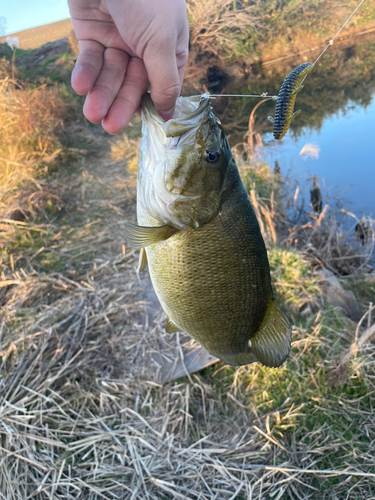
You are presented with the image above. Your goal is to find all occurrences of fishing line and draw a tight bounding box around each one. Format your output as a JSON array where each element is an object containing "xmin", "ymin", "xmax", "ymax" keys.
[
  {"xmin": 312, "ymin": 0, "xmax": 366, "ymax": 66},
  {"xmin": 297, "ymin": 0, "xmax": 367, "ymax": 87},
  {"xmin": 191, "ymin": 92, "xmax": 278, "ymax": 99},
  {"xmin": 203, "ymin": 0, "xmax": 366, "ymax": 99},
  {"xmin": 209, "ymin": 93, "xmax": 278, "ymax": 99}
]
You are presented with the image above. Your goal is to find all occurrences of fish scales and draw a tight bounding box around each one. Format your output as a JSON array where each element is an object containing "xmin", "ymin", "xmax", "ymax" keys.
[
  {"xmin": 140, "ymin": 164, "xmax": 270, "ymax": 360},
  {"xmin": 125, "ymin": 93, "xmax": 292, "ymax": 368}
]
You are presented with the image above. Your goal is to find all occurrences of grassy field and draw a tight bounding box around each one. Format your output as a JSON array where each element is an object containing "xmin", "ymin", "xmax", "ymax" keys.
[
  {"xmin": 1, "ymin": 9, "xmax": 375, "ymax": 500},
  {"xmin": 0, "ymin": 19, "xmax": 73, "ymax": 50}
]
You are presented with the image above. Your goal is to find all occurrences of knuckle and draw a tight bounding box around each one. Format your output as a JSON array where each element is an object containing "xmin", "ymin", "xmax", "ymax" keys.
[
  {"xmin": 92, "ymin": 83, "xmax": 113, "ymax": 96},
  {"xmin": 153, "ymin": 82, "xmax": 181, "ymax": 102}
]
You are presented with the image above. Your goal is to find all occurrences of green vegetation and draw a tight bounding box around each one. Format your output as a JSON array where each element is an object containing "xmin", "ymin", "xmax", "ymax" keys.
[{"xmin": 269, "ymin": 247, "xmax": 320, "ymax": 311}]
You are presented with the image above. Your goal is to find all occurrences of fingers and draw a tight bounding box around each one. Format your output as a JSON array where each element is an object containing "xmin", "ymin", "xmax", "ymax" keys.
[
  {"xmin": 102, "ymin": 57, "xmax": 149, "ymax": 134},
  {"xmin": 74, "ymin": 43, "xmax": 148, "ymax": 132},
  {"xmin": 71, "ymin": 4, "xmax": 189, "ymax": 129},
  {"xmin": 72, "ymin": 40, "xmax": 104, "ymax": 96},
  {"xmin": 142, "ymin": 6, "xmax": 189, "ymax": 121},
  {"xmin": 83, "ymin": 48, "xmax": 129, "ymax": 123},
  {"xmin": 144, "ymin": 45, "xmax": 182, "ymax": 121}
]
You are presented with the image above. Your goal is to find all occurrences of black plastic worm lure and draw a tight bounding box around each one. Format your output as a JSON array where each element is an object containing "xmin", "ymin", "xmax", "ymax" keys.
[{"xmin": 268, "ymin": 62, "xmax": 314, "ymax": 140}]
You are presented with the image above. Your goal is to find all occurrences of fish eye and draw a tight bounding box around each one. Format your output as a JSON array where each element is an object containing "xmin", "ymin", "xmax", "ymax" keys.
[{"xmin": 204, "ymin": 149, "xmax": 220, "ymax": 164}]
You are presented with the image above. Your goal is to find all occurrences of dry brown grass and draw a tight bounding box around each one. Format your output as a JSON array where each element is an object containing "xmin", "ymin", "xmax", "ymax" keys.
[
  {"xmin": 186, "ymin": 0, "xmax": 257, "ymax": 62},
  {"xmin": 286, "ymin": 208, "xmax": 375, "ymax": 276},
  {"xmin": 110, "ymin": 133, "xmax": 140, "ymax": 174},
  {"xmin": 329, "ymin": 304, "xmax": 375, "ymax": 386},
  {"xmin": 1, "ymin": 234, "xmax": 375, "ymax": 498},
  {"xmin": 0, "ymin": 65, "xmax": 65, "ymax": 221},
  {"xmin": 2, "ymin": 138, "xmax": 374, "ymax": 499}
]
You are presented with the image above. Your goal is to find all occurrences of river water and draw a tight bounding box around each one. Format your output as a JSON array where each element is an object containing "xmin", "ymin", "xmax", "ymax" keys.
[
  {"xmin": 262, "ymin": 99, "xmax": 375, "ymax": 216},
  {"xmin": 208, "ymin": 34, "xmax": 375, "ymax": 219}
]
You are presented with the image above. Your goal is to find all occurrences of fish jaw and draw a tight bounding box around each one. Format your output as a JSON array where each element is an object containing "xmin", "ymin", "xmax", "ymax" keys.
[{"xmin": 137, "ymin": 93, "xmax": 229, "ymax": 230}]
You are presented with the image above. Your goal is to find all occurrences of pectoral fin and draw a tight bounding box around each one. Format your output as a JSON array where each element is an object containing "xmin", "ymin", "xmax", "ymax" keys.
[
  {"xmin": 136, "ymin": 248, "xmax": 148, "ymax": 273},
  {"xmin": 165, "ymin": 317, "xmax": 181, "ymax": 333},
  {"xmin": 250, "ymin": 299, "xmax": 292, "ymax": 368},
  {"xmin": 124, "ymin": 223, "xmax": 176, "ymax": 249}
]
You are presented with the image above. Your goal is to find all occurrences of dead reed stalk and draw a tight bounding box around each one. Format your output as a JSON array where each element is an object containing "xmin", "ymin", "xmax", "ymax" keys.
[
  {"xmin": 0, "ymin": 70, "xmax": 65, "ymax": 220},
  {"xmin": 287, "ymin": 210, "xmax": 375, "ymax": 276}
]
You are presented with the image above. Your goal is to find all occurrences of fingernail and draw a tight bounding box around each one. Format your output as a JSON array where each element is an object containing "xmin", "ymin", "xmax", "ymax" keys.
[{"xmin": 101, "ymin": 119, "xmax": 117, "ymax": 135}]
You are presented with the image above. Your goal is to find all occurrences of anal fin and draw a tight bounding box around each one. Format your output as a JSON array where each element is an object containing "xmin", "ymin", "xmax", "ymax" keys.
[
  {"xmin": 165, "ymin": 317, "xmax": 181, "ymax": 333},
  {"xmin": 251, "ymin": 299, "xmax": 292, "ymax": 368},
  {"xmin": 218, "ymin": 350, "xmax": 257, "ymax": 366}
]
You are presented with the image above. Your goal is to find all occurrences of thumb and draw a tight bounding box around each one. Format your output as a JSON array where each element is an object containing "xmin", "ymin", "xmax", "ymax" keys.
[{"xmin": 143, "ymin": 46, "xmax": 182, "ymax": 121}]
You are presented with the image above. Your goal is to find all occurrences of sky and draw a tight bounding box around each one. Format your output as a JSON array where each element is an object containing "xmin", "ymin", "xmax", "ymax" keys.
[{"xmin": 1, "ymin": 0, "xmax": 70, "ymax": 35}]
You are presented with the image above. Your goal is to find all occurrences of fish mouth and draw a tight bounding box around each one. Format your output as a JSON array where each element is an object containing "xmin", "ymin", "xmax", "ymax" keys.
[{"xmin": 141, "ymin": 93, "xmax": 212, "ymax": 138}]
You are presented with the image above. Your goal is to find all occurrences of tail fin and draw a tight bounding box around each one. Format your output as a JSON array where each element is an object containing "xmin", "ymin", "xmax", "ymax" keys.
[{"xmin": 251, "ymin": 299, "xmax": 292, "ymax": 368}]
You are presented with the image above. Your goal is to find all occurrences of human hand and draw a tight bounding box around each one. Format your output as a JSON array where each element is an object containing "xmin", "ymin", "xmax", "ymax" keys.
[{"xmin": 68, "ymin": 0, "xmax": 189, "ymax": 134}]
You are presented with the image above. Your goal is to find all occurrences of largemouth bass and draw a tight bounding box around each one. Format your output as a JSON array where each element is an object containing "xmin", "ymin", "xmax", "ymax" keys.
[{"xmin": 124, "ymin": 93, "xmax": 291, "ymax": 367}]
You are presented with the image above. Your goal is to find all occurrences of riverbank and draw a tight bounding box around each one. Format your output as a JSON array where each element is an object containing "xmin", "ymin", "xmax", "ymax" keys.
[{"xmin": 184, "ymin": 0, "xmax": 375, "ymax": 90}]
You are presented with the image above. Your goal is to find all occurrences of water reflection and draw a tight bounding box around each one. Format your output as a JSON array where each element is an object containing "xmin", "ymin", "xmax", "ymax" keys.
[
  {"xmin": 209, "ymin": 35, "xmax": 375, "ymax": 215},
  {"xmin": 262, "ymin": 100, "xmax": 375, "ymax": 215}
]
